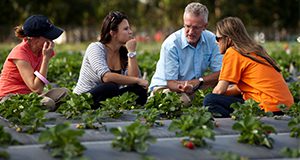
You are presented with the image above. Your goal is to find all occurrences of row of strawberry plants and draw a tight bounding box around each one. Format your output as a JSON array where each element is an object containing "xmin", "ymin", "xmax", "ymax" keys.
[
  {"xmin": 230, "ymin": 99, "xmax": 300, "ymax": 158},
  {"xmin": 0, "ymin": 92, "xmax": 298, "ymax": 159},
  {"xmin": 0, "ymin": 93, "xmax": 48, "ymax": 133}
]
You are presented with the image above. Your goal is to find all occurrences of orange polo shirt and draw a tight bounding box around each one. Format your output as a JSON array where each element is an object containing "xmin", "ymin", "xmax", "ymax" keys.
[
  {"xmin": 219, "ymin": 47, "xmax": 294, "ymax": 112},
  {"xmin": 0, "ymin": 40, "xmax": 43, "ymax": 97}
]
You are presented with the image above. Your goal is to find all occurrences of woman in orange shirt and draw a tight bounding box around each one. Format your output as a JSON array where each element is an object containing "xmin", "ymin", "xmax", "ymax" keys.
[{"xmin": 203, "ymin": 17, "xmax": 294, "ymax": 118}]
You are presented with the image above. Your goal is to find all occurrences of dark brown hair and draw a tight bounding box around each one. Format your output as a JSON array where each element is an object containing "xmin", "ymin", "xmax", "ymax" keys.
[{"xmin": 99, "ymin": 11, "xmax": 129, "ymax": 70}]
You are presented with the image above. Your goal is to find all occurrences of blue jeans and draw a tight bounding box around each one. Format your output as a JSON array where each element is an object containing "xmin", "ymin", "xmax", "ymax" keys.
[
  {"xmin": 203, "ymin": 93, "xmax": 244, "ymax": 118},
  {"xmin": 89, "ymin": 83, "xmax": 147, "ymax": 109}
]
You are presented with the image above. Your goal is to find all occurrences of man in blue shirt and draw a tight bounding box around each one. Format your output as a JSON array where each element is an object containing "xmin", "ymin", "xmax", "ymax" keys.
[{"xmin": 149, "ymin": 2, "xmax": 223, "ymax": 103}]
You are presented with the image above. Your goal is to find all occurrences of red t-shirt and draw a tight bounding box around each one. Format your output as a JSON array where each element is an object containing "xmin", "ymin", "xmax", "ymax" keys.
[
  {"xmin": 219, "ymin": 47, "xmax": 294, "ymax": 112},
  {"xmin": 0, "ymin": 40, "xmax": 43, "ymax": 97}
]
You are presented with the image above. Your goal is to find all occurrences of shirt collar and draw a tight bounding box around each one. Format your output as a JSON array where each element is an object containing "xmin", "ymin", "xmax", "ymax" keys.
[{"xmin": 180, "ymin": 28, "xmax": 206, "ymax": 49}]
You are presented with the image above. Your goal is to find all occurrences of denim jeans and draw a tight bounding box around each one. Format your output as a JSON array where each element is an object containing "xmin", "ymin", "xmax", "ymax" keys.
[
  {"xmin": 203, "ymin": 93, "xmax": 244, "ymax": 118},
  {"xmin": 89, "ymin": 83, "xmax": 147, "ymax": 109}
]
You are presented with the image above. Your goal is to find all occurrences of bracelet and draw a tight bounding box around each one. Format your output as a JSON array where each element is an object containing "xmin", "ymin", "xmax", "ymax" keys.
[{"xmin": 34, "ymin": 71, "xmax": 50, "ymax": 85}]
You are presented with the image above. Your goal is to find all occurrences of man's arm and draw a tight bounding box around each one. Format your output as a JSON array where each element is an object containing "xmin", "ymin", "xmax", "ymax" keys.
[
  {"xmin": 167, "ymin": 71, "xmax": 220, "ymax": 93},
  {"xmin": 194, "ymin": 71, "xmax": 220, "ymax": 90}
]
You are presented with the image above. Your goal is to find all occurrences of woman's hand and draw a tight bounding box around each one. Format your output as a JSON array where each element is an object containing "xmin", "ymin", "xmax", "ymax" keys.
[
  {"xmin": 42, "ymin": 41, "xmax": 54, "ymax": 60},
  {"xmin": 125, "ymin": 38, "xmax": 137, "ymax": 52},
  {"xmin": 213, "ymin": 80, "xmax": 230, "ymax": 94},
  {"xmin": 137, "ymin": 78, "xmax": 149, "ymax": 89}
]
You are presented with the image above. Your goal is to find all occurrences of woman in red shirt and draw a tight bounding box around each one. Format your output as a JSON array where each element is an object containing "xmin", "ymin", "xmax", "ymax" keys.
[
  {"xmin": 0, "ymin": 15, "xmax": 67, "ymax": 111},
  {"xmin": 203, "ymin": 17, "xmax": 294, "ymax": 117}
]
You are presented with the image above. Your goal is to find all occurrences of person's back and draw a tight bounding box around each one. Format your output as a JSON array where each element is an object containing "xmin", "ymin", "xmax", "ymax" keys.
[
  {"xmin": 221, "ymin": 47, "xmax": 294, "ymax": 112},
  {"xmin": 203, "ymin": 17, "xmax": 294, "ymax": 117}
]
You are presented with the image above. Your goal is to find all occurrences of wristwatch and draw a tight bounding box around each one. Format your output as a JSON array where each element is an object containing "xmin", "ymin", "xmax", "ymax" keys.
[
  {"xmin": 127, "ymin": 51, "xmax": 136, "ymax": 58},
  {"xmin": 193, "ymin": 77, "xmax": 204, "ymax": 91},
  {"xmin": 198, "ymin": 77, "xmax": 204, "ymax": 86}
]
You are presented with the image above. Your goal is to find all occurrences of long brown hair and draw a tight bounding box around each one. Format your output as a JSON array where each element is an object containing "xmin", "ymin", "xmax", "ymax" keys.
[
  {"xmin": 99, "ymin": 11, "xmax": 129, "ymax": 70},
  {"xmin": 216, "ymin": 17, "xmax": 281, "ymax": 72}
]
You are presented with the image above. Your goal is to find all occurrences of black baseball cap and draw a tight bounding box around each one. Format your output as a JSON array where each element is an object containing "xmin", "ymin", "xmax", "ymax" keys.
[{"xmin": 23, "ymin": 15, "xmax": 63, "ymax": 40}]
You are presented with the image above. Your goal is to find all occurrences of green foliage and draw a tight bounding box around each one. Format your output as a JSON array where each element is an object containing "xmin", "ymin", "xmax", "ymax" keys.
[
  {"xmin": 57, "ymin": 92, "xmax": 93, "ymax": 119},
  {"xmin": 137, "ymin": 108, "xmax": 162, "ymax": 127},
  {"xmin": 278, "ymin": 102, "xmax": 300, "ymax": 138},
  {"xmin": 281, "ymin": 147, "xmax": 300, "ymax": 158},
  {"xmin": 145, "ymin": 92, "xmax": 185, "ymax": 119},
  {"xmin": 0, "ymin": 93, "xmax": 48, "ymax": 133},
  {"xmin": 232, "ymin": 115, "xmax": 276, "ymax": 149},
  {"xmin": 47, "ymin": 52, "xmax": 82, "ymax": 90},
  {"xmin": 0, "ymin": 49, "xmax": 10, "ymax": 70},
  {"xmin": 137, "ymin": 51, "xmax": 160, "ymax": 82},
  {"xmin": 0, "ymin": 151, "xmax": 10, "ymax": 160},
  {"xmin": 191, "ymin": 88, "xmax": 213, "ymax": 107},
  {"xmin": 38, "ymin": 122, "xmax": 86, "ymax": 159},
  {"xmin": 168, "ymin": 107, "xmax": 215, "ymax": 147},
  {"xmin": 288, "ymin": 81, "xmax": 300, "ymax": 103},
  {"xmin": 230, "ymin": 99, "xmax": 273, "ymax": 120},
  {"xmin": 0, "ymin": 125, "xmax": 20, "ymax": 147},
  {"xmin": 100, "ymin": 92, "xmax": 138, "ymax": 118},
  {"xmin": 110, "ymin": 121, "xmax": 156, "ymax": 153},
  {"xmin": 80, "ymin": 109, "xmax": 106, "ymax": 129}
]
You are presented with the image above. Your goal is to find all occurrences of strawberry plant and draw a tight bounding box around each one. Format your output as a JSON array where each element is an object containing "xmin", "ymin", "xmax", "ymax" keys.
[
  {"xmin": 48, "ymin": 52, "xmax": 82, "ymax": 89},
  {"xmin": 136, "ymin": 51, "xmax": 159, "ymax": 82},
  {"xmin": 0, "ymin": 93, "xmax": 48, "ymax": 133},
  {"xmin": 110, "ymin": 121, "xmax": 156, "ymax": 153},
  {"xmin": 57, "ymin": 92, "xmax": 93, "ymax": 119},
  {"xmin": 191, "ymin": 88, "xmax": 213, "ymax": 107},
  {"xmin": 288, "ymin": 81, "xmax": 300, "ymax": 102},
  {"xmin": 278, "ymin": 102, "xmax": 300, "ymax": 138},
  {"xmin": 137, "ymin": 108, "xmax": 162, "ymax": 127},
  {"xmin": 145, "ymin": 92, "xmax": 185, "ymax": 119},
  {"xmin": 38, "ymin": 122, "xmax": 86, "ymax": 159},
  {"xmin": 100, "ymin": 92, "xmax": 138, "ymax": 118},
  {"xmin": 79, "ymin": 109, "xmax": 106, "ymax": 129},
  {"xmin": 0, "ymin": 125, "xmax": 20, "ymax": 147},
  {"xmin": 0, "ymin": 151, "xmax": 9, "ymax": 160},
  {"xmin": 169, "ymin": 107, "xmax": 215, "ymax": 147},
  {"xmin": 281, "ymin": 147, "xmax": 300, "ymax": 158},
  {"xmin": 230, "ymin": 99, "xmax": 273, "ymax": 120},
  {"xmin": 18, "ymin": 105, "xmax": 48, "ymax": 134},
  {"xmin": 232, "ymin": 115, "xmax": 276, "ymax": 148}
]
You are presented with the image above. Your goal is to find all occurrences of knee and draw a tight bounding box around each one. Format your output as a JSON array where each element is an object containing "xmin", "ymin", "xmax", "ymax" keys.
[{"xmin": 203, "ymin": 93, "xmax": 217, "ymax": 106}]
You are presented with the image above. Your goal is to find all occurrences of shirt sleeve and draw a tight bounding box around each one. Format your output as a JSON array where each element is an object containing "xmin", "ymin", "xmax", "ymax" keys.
[
  {"xmin": 209, "ymin": 41, "xmax": 223, "ymax": 72},
  {"xmin": 219, "ymin": 48, "xmax": 244, "ymax": 84},
  {"xmin": 163, "ymin": 44, "xmax": 179, "ymax": 80},
  {"xmin": 85, "ymin": 43, "xmax": 110, "ymax": 80},
  {"xmin": 8, "ymin": 48, "xmax": 30, "ymax": 63}
]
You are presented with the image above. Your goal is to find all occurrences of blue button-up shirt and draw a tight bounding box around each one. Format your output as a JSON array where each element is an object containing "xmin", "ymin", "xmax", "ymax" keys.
[{"xmin": 149, "ymin": 28, "xmax": 223, "ymax": 91}]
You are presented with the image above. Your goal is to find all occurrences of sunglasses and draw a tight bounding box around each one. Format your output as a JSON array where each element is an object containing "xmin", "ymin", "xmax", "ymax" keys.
[{"xmin": 215, "ymin": 36, "xmax": 223, "ymax": 42}]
